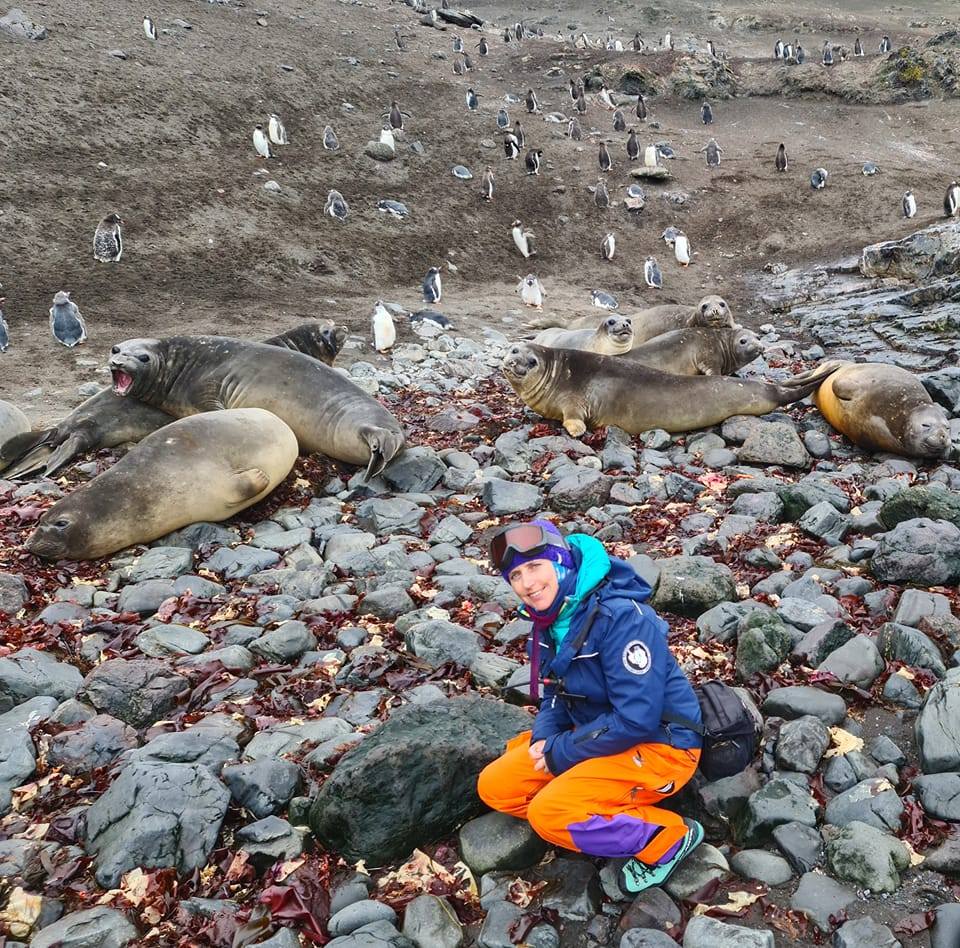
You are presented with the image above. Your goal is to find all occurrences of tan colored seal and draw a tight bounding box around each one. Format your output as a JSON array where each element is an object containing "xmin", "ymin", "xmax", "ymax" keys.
[
  {"xmin": 624, "ymin": 327, "xmax": 762, "ymax": 375},
  {"xmin": 533, "ymin": 314, "xmax": 634, "ymax": 355},
  {"xmin": 502, "ymin": 343, "xmax": 845, "ymax": 437},
  {"xmin": 813, "ymin": 362, "xmax": 951, "ymax": 458},
  {"xmin": 629, "ymin": 295, "xmax": 736, "ymax": 345},
  {"xmin": 26, "ymin": 408, "xmax": 298, "ymax": 561}
]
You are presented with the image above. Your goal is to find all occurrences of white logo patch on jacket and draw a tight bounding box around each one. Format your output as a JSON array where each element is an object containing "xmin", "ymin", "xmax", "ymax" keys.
[{"xmin": 622, "ymin": 640, "xmax": 651, "ymax": 675}]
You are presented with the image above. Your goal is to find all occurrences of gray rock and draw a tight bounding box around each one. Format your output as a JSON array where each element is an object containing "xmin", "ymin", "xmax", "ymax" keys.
[
  {"xmin": 84, "ymin": 761, "xmax": 230, "ymax": 886},
  {"xmin": 682, "ymin": 915, "xmax": 774, "ymax": 947},
  {"xmin": 236, "ymin": 815, "xmax": 305, "ymax": 868},
  {"xmin": 817, "ymin": 634, "xmax": 884, "ymax": 688},
  {"xmin": 470, "ymin": 653, "xmax": 521, "ymax": 688},
  {"xmin": 458, "ymin": 811, "xmax": 547, "ymax": 876},
  {"xmin": 915, "ymin": 667, "xmax": 960, "ymax": 773},
  {"xmin": 0, "ymin": 647, "xmax": 83, "ymax": 712},
  {"xmin": 832, "ymin": 917, "xmax": 902, "ymax": 948},
  {"xmin": 790, "ymin": 871, "xmax": 855, "ymax": 932},
  {"xmin": 826, "ymin": 820, "xmax": 910, "ymax": 893},
  {"xmin": 824, "ymin": 778, "xmax": 903, "ymax": 832},
  {"xmin": 729, "ymin": 849, "xmax": 793, "ymax": 886},
  {"xmin": 868, "ymin": 735, "xmax": 906, "ymax": 767},
  {"xmin": 775, "ymin": 715, "xmax": 830, "ymax": 774},
  {"xmin": 793, "ymin": 620, "xmax": 855, "ymax": 666},
  {"xmin": 0, "ymin": 572, "xmax": 28, "ymax": 615},
  {"xmin": 618, "ymin": 885, "xmax": 681, "ymax": 931},
  {"xmin": 203, "ymin": 545, "xmax": 281, "ymax": 579},
  {"xmin": 0, "ymin": 7, "xmax": 47, "ymax": 41},
  {"xmin": 80, "ymin": 659, "xmax": 187, "ymax": 728},
  {"xmin": 883, "ymin": 671, "xmax": 922, "ymax": 708},
  {"xmin": 249, "ymin": 621, "xmax": 317, "ymax": 663},
  {"xmin": 738, "ymin": 422, "xmax": 810, "ymax": 470},
  {"xmin": 252, "ymin": 929, "xmax": 301, "ymax": 948},
  {"xmin": 429, "ymin": 516, "xmax": 472, "ymax": 545},
  {"xmin": 123, "ymin": 728, "xmax": 239, "ymax": 774},
  {"xmin": 620, "ymin": 930, "xmax": 678, "ymax": 948},
  {"xmin": 772, "ymin": 821, "xmax": 822, "ymax": 873},
  {"xmin": 329, "ymin": 900, "xmax": 398, "ymax": 937},
  {"xmin": 31, "ymin": 907, "xmax": 137, "ymax": 948},
  {"xmin": 861, "ymin": 221, "xmax": 960, "ymax": 281},
  {"xmin": 548, "ymin": 467, "xmax": 612, "ymax": 510},
  {"xmin": 310, "ymin": 696, "xmax": 531, "ymax": 863},
  {"xmin": 650, "ymin": 556, "xmax": 737, "ymax": 618},
  {"xmin": 931, "ymin": 903, "xmax": 960, "ymax": 948},
  {"xmin": 663, "ymin": 842, "xmax": 728, "ymax": 900},
  {"xmin": 245, "ymin": 717, "xmax": 352, "ymax": 760},
  {"xmin": 360, "ymin": 587, "xmax": 415, "ymax": 620},
  {"xmin": 871, "ymin": 518, "xmax": 960, "ymax": 585},
  {"xmin": 404, "ymin": 619, "xmax": 480, "ymax": 669},
  {"xmin": 878, "ymin": 622, "xmax": 946, "ymax": 678},
  {"xmin": 798, "ymin": 501, "xmax": 849, "ymax": 545},
  {"xmin": 481, "ymin": 478, "xmax": 541, "ymax": 515},
  {"xmin": 355, "ymin": 498, "xmax": 424, "ymax": 535},
  {"xmin": 384, "ymin": 448, "xmax": 446, "ymax": 492},
  {"xmin": 401, "ymin": 894, "xmax": 463, "ymax": 948},
  {"xmin": 539, "ymin": 856, "xmax": 602, "ymax": 920},
  {"xmin": 735, "ymin": 778, "xmax": 819, "ymax": 846},
  {"xmin": 126, "ymin": 546, "xmax": 193, "ymax": 581},
  {"xmin": 761, "ymin": 686, "xmax": 847, "ymax": 725},
  {"xmin": 697, "ymin": 768, "xmax": 762, "ymax": 824},
  {"xmin": 45, "ymin": 714, "xmax": 138, "ymax": 774},
  {"xmin": 894, "ymin": 588, "xmax": 952, "ymax": 627},
  {"xmin": 477, "ymin": 900, "xmax": 522, "ymax": 948},
  {"xmin": 735, "ymin": 612, "xmax": 792, "ymax": 679},
  {"xmin": 327, "ymin": 919, "xmax": 413, "ymax": 948},
  {"xmin": 697, "ymin": 601, "xmax": 764, "ymax": 645},
  {"xmin": 223, "ymin": 759, "xmax": 301, "ymax": 818},
  {"xmin": 913, "ymin": 772, "xmax": 960, "ymax": 820},
  {"xmin": 134, "ymin": 624, "xmax": 210, "ymax": 658}
]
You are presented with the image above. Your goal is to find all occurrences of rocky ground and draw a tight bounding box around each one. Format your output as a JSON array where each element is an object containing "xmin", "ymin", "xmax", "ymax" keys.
[{"xmin": 3, "ymin": 0, "xmax": 960, "ymax": 947}]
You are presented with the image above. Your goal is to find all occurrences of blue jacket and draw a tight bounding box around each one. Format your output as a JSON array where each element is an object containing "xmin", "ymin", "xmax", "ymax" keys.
[{"xmin": 527, "ymin": 535, "xmax": 702, "ymax": 775}]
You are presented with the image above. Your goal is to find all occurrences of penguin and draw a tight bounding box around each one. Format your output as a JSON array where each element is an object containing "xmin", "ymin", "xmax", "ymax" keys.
[
  {"xmin": 525, "ymin": 89, "xmax": 540, "ymax": 114},
  {"xmin": 466, "ymin": 88, "xmax": 480, "ymax": 111},
  {"xmin": 627, "ymin": 128, "xmax": 640, "ymax": 161},
  {"xmin": 598, "ymin": 84, "xmax": 617, "ymax": 110},
  {"xmin": 513, "ymin": 120, "xmax": 525, "ymax": 148},
  {"xmin": 701, "ymin": 138, "xmax": 722, "ymax": 167},
  {"xmin": 632, "ymin": 32, "xmax": 644, "ymax": 51},
  {"xmin": 880, "ymin": 35, "xmax": 892, "ymax": 53},
  {"xmin": 517, "ymin": 273, "xmax": 544, "ymax": 308},
  {"xmin": 774, "ymin": 39, "xmax": 784, "ymax": 59},
  {"xmin": 575, "ymin": 90, "xmax": 587, "ymax": 113},
  {"xmin": 379, "ymin": 127, "xmax": 396, "ymax": 154},
  {"xmin": 613, "ymin": 109, "xmax": 626, "ymax": 132},
  {"xmin": 595, "ymin": 177, "xmax": 610, "ymax": 208},
  {"xmin": 515, "ymin": 22, "xmax": 523, "ymax": 41},
  {"xmin": 810, "ymin": 168, "xmax": 829, "ymax": 190},
  {"xmin": 661, "ymin": 226, "xmax": 680, "ymax": 246},
  {"xmin": 503, "ymin": 27, "xmax": 511, "ymax": 43},
  {"xmin": 644, "ymin": 256, "xmax": 663, "ymax": 289},
  {"xmin": 422, "ymin": 266, "xmax": 443, "ymax": 303},
  {"xmin": 902, "ymin": 190, "xmax": 917, "ymax": 219},
  {"xmin": 796, "ymin": 44, "xmax": 805, "ymax": 64},
  {"xmin": 410, "ymin": 310, "xmax": 452, "ymax": 331},
  {"xmin": 453, "ymin": 35, "xmax": 463, "ymax": 53},
  {"xmin": 624, "ymin": 183, "xmax": 645, "ymax": 213},
  {"xmin": 389, "ymin": 100, "xmax": 404, "ymax": 130},
  {"xmin": 601, "ymin": 232, "xmax": 616, "ymax": 261},
  {"xmin": 511, "ymin": 220, "xmax": 536, "ymax": 258},
  {"xmin": 568, "ymin": 118, "xmax": 582, "ymax": 141},
  {"xmin": 0, "ymin": 298, "xmax": 8, "ymax": 353},
  {"xmin": 525, "ymin": 149, "xmax": 543, "ymax": 175},
  {"xmin": 944, "ymin": 181, "xmax": 960, "ymax": 218},
  {"xmin": 783, "ymin": 43, "xmax": 793, "ymax": 61},
  {"xmin": 253, "ymin": 124, "xmax": 272, "ymax": 159},
  {"xmin": 93, "ymin": 212, "xmax": 123, "ymax": 262},
  {"xmin": 854, "ymin": 36, "xmax": 864, "ymax": 56},
  {"xmin": 598, "ymin": 141, "xmax": 612, "ymax": 173},
  {"xmin": 325, "ymin": 189, "xmax": 349, "ymax": 221},
  {"xmin": 463, "ymin": 53, "xmax": 474, "ymax": 72},
  {"xmin": 591, "ymin": 289, "xmax": 618, "ymax": 310},
  {"xmin": 643, "ymin": 144, "xmax": 659, "ymax": 167},
  {"xmin": 674, "ymin": 232, "xmax": 690, "ymax": 266},
  {"xmin": 453, "ymin": 57, "xmax": 465, "ymax": 76},
  {"xmin": 700, "ymin": 101, "xmax": 713, "ymax": 125},
  {"xmin": 480, "ymin": 167, "xmax": 494, "ymax": 202},
  {"xmin": 268, "ymin": 114, "xmax": 288, "ymax": 146},
  {"xmin": 143, "ymin": 16, "xmax": 158, "ymax": 40},
  {"xmin": 477, "ymin": 37, "xmax": 489, "ymax": 55},
  {"xmin": 496, "ymin": 107, "xmax": 509, "ymax": 129},
  {"xmin": 822, "ymin": 42, "xmax": 834, "ymax": 66},
  {"xmin": 323, "ymin": 125, "xmax": 340, "ymax": 150},
  {"xmin": 372, "ymin": 300, "xmax": 396, "ymax": 353},
  {"xmin": 775, "ymin": 142, "xmax": 788, "ymax": 172},
  {"xmin": 394, "ymin": 28, "xmax": 406, "ymax": 51},
  {"xmin": 636, "ymin": 94, "xmax": 647, "ymax": 122},
  {"xmin": 663, "ymin": 31, "xmax": 673, "ymax": 49},
  {"xmin": 657, "ymin": 143, "xmax": 675, "ymax": 159},
  {"xmin": 707, "ymin": 39, "xmax": 716, "ymax": 58},
  {"xmin": 504, "ymin": 134, "xmax": 520, "ymax": 159},
  {"xmin": 569, "ymin": 78, "xmax": 581, "ymax": 101},
  {"xmin": 49, "ymin": 291, "xmax": 87, "ymax": 347}
]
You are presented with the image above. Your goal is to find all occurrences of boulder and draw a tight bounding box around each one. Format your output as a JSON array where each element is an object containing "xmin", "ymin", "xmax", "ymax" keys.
[
  {"xmin": 738, "ymin": 422, "xmax": 810, "ymax": 470},
  {"xmin": 682, "ymin": 916, "xmax": 774, "ymax": 947},
  {"xmin": 916, "ymin": 667, "xmax": 960, "ymax": 773},
  {"xmin": 774, "ymin": 715, "xmax": 830, "ymax": 774},
  {"xmin": 735, "ymin": 778, "xmax": 819, "ymax": 846},
  {"xmin": 870, "ymin": 518, "xmax": 960, "ymax": 585},
  {"xmin": 45, "ymin": 714, "xmax": 138, "ymax": 774},
  {"xmin": 789, "ymin": 871, "xmax": 855, "ymax": 933},
  {"xmin": 861, "ymin": 221, "xmax": 960, "ymax": 281},
  {"xmin": 761, "ymin": 687, "xmax": 846, "ymax": 725},
  {"xmin": 823, "ymin": 778, "xmax": 903, "ymax": 833},
  {"xmin": 404, "ymin": 619, "xmax": 480, "ymax": 669},
  {"xmin": 458, "ymin": 811, "xmax": 547, "ymax": 876},
  {"xmin": 650, "ymin": 556, "xmax": 737, "ymax": 618},
  {"xmin": 80, "ymin": 659, "xmax": 187, "ymax": 729},
  {"xmin": 816, "ymin": 634, "xmax": 884, "ymax": 688},
  {"xmin": 826, "ymin": 820, "xmax": 910, "ymax": 893},
  {"xmin": 0, "ymin": 647, "xmax": 83, "ymax": 712},
  {"xmin": 401, "ymin": 895, "xmax": 463, "ymax": 948},
  {"xmin": 913, "ymin": 772, "xmax": 960, "ymax": 821},
  {"xmin": 222, "ymin": 759, "xmax": 301, "ymax": 818},
  {"xmin": 31, "ymin": 907, "xmax": 137, "ymax": 948},
  {"xmin": 832, "ymin": 918, "xmax": 902, "ymax": 948}
]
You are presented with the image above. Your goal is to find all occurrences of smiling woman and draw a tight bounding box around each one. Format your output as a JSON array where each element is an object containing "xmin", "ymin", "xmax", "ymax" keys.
[{"xmin": 479, "ymin": 519, "xmax": 705, "ymax": 894}]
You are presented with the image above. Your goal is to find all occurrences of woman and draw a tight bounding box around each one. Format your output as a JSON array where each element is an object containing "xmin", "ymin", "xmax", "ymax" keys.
[{"xmin": 477, "ymin": 519, "xmax": 704, "ymax": 893}]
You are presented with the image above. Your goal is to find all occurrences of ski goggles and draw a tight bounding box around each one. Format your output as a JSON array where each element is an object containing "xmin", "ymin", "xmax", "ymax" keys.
[{"xmin": 489, "ymin": 522, "xmax": 570, "ymax": 572}]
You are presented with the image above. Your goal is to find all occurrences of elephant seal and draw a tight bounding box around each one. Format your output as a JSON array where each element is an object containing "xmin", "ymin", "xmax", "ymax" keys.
[
  {"xmin": 629, "ymin": 295, "xmax": 737, "ymax": 345},
  {"xmin": 502, "ymin": 343, "xmax": 846, "ymax": 437},
  {"xmin": 0, "ymin": 324, "xmax": 347, "ymax": 480},
  {"xmin": 108, "ymin": 336, "xmax": 404, "ymax": 480},
  {"xmin": 623, "ymin": 327, "xmax": 762, "ymax": 375},
  {"xmin": 26, "ymin": 409, "xmax": 298, "ymax": 561},
  {"xmin": 533, "ymin": 315, "xmax": 633, "ymax": 355},
  {"xmin": 0, "ymin": 401, "xmax": 30, "ymax": 449},
  {"xmin": 813, "ymin": 362, "xmax": 951, "ymax": 459}
]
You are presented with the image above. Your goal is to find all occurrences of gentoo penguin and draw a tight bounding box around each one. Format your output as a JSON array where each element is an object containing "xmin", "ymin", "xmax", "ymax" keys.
[
  {"xmin": 902, "ymin": 190, "xmax": 917, "ymax": 219},
  {"xmin": 624, "ymin": 183, "xmax": 645, "ymax": 212},
  {"xmin": 511, "ymin": 220, "xmax": 536, "ymax": 258},
  {"xmin": 661, "ymin": 226, "xmax": 680, "ymax": 246},
  {"xmin": 513, "ymin": 120, "xmax": 525, "ymax": 148},
  {"xmin": 796, "ymin": 44, "xmax": 805, "ymax": 64},
  {"xmin": 701, "ymin": 139, "xmax": 722, "ymax": 167},
  {"xmin": 644, "ymin": 256, "xmax": 662, "ymax": 289},
  {"xmin": 325, "ymin": 189, "xmax": 349, "ymax": 221},
  {"xmin": 480, "ymin": 167, "xmax": 494, "ymax": 201},
  {"xmin": 663, "ymin": 31, "xmax": 673, "ymax": 49},
  {"xmin": 525, "ymin": 89, "xmax": 540, "ymax": 113},
  {"xmin": 598, "ymin": 84, "xmax": 617, "ymax": 110},
  {"xmin": 569, "ymin": 78, "xmax": 580, "ymax": 101},
  {"xmin": 477, "ymin": 37, "xmax": 489, "ymax": 55},
  {"xmin": 613, "ymin": 109, "xmax": 626, "ymax": 132},
  {"xmin": 0, "ymin": 299, "xmax": 8, "ymax": 353},
  {"xmin": 854, "ymin": 37, "xmax": 864, "ymax": 56},
  {"xmin": 453, "ymin": 57, "xmax": 465, "ymax": 76},
  {"xmin": 371, "ymin": 301, "xmax": 396, "ymax": 353},
  {"xmin": 422, "ymin": 266, "xmax": 442, "ymax": 303},
  {"xmin": 636, "ymin": 94, "xmax": 647, "ymax": 121},
  {"xmin": 627, "ymin": 128, "xmax": 640, "ymax": 160},
  {"xmin": 463, "ymin": 54, "xmax": 474, "ymax": 72},
  {"xmin": 775, "ymin": 142, "xmax": 788, "ymax": 172},
  {"xmin": 143, "ymin": 16, "xmax": 158, "ymax": 40},
  {"xmin": 93, "ymin": 213, "xmax": 123, "ymax": 262},
  {"xmin": 632, "ymin": 32, "xmax": 643, "ymax": 51},
  {"xmin": 504, "ymin": 134, "xmax": 520, "ymax": 159},
  {"xmin": 496, "ymin": 107, "xmax": 509, "ymax": 129},
  {"xmin": 466, "ymin": 88, "xmax": 480, "ymax": 111},
  {"xmin": 268, "ymin": 114, "xmax": 288, "ymax": 145},
  {"xmin": 944, "ymin": 181, "xmax": 960, "ymax": 218},
  {"xmin": 49, "ymin": 292, "xmax": 87, "ymax": 347},
  {"xmin": 591, "ymin": 289, "xmax": 618, "ymax": 310},
  {"xmin": 525, "ymin": 148, "xmax": 543, "ymax": 175},
  {"xmin": 707, "ymin": 39, "xmax": 716, "ymax": 58},
  {"xmin": 517, "ymin": 273, "xmax": 544, "ymax": 308},
  {"xmin": 880, "ymin": 35, "xmax": 891, "ymax": 53},
  {"xmin": 453, "ymin": 35, "xmax": 463, "ymax": 53},
  {"xmin": 394, "ymin": 28, "xmax": 405, "ymax": 51},
  {"xmin": 389, "ymin": 100, "xmax": 404, "ymax": 130},
  {"xmin": 253, "ymin": 124, "xmax": 272, "ymax": 159},
  {"xmin": 674, "ymin": 232, "xmax": 690, "ymax": 266},
  {"xmin": 598, "ymin": 141, "xmax": 612, "ymax": 172},
  {"xmin": 601, "ymin": 233, "xmax": 616, "ymax": 261},
  {"xmin": 568, "ymin": 118, "xmax": 582, "ymax": 141},
  {"xmin": 515, "ymin": 22, "xmax": 523, "ymax": 41},
  {"xmin": 700, "ymin": 101, "xmax": 713, "ymax": 124},
  {"xmin": 783, "ymin": 43, "xmax": 793, "ymax": 61},
  {"xmin": 862, "ymin": 161, "xmax": 879, "ymax": 176},
  {"xmin": 822, "ymin": 42, "xmax": 834, "ymax": 66},
  {"xmin": 643, "ymin": 144, "xmax": 659, "ymax": 167},
  {"xmin": 323, "ymin": 125, "xmax": 339, "ymax": 150},
  {"xmin": 595, "ymin": 177, "xmax": 610, "ymax": 208},
  {"xmin": 810, "ymin": 167, "xmax": 829, "ymax": 190},
  {"xmin": 575, "ymin": 90, "xmax": 587, "ymax": 113}
]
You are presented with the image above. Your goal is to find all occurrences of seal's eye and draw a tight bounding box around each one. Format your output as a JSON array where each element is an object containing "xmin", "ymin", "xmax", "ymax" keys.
[
  {"xmin": 111, "ymin": 346, "xmax": 120, "ymax": 354},
  {"xmin": 137, "ymin": 354, "xmax": 150, "ymax": 363},
  {"xmin": 53, "ymin": 519, "xmax": 70, "ymax": 529}
]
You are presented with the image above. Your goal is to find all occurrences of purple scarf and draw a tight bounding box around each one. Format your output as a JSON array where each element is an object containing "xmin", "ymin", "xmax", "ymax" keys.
[{"xmin": 528, "ymin": 600, "xmax": 564, "ymax": 701}]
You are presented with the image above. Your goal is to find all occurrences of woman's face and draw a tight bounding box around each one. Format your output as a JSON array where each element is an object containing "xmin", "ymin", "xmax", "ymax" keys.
[{"xmin": 508, "ymin": 558, "xmax": 560, "ymax": 611}]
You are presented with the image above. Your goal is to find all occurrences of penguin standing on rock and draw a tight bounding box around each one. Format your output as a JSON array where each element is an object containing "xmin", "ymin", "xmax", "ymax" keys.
[
  {"xmin": 253, "ymin": 124, "xmax": 272, "ymax": 159},
  {"xmin": 371, "ymin": 301, "xmax": 396, "ymax": 353},
  {"xmin": 945, "ymin": 181, "xmax": 960, "ymax": 218},
  {"xmin": 525, "ymin": 149, "xmax": 543, "ymax": 175},
  {"xmin": 93, "ymin": 213, "xmax": 123, "ymax": 262},
  {"xmin": 598, "ymin": 141, "xmax": 612, "ymax": 172},
  {"xmin": 644, "ymin": 256, "xmax": 662, "ymax": 289},
  {"xmin": 601, "ymin": 233, "xmax": 616, "ymax": 261},
  {"xmin": 902, "ymin": 190, "xmax": 917, "ymax": 219},
  {"xmin": 775, "ymin": 143, "xmax": 788, "ymax": 172},
  {"xmin": 422, "ymin": 267, "xmax": 442, "ymax": 303},
  {"xmin": 700, "ymin": 101, "xmax": 713, "ymax": 124},
  {"xmin": 512, "ymin": 220, "xmax": 536, "ymax": 258},
  {"xmin": 143, "ymin": 16, "xmax": 158, "ymax": 40},
  {"xmin": 49, "ymin": 292, "xmax": 87, "ymax": 347},
  {"xmin": 627, "ymin": 128, "xmax": 640, "ymax": 161}
]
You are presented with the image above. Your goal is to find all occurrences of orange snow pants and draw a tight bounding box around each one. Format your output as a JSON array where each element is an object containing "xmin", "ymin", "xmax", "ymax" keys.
[{"xmin": 478, "ymin": 730, "xmax": 700, "ymax": 864}]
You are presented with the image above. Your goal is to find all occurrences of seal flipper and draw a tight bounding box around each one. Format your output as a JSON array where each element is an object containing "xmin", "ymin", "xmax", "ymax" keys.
[
  {"xmin": 228, "ymin": 467, "xmax": 272, "ymax": 504},
  {"xmin": 1, "ymin": 429, "xmax": 57, "ymax": 478},
  {"xmin": 43, "ymin": 432, "xmax": 91, "ymax": 477},
  {"xmin": 362, "ymin": 428, "xmax": 405, "ymax": 482}
]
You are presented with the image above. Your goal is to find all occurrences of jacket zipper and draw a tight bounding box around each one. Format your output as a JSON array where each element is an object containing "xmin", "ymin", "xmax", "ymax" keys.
[{"xmin": 574, "ymin": 726, "xmax": 609, "ymax": 745}]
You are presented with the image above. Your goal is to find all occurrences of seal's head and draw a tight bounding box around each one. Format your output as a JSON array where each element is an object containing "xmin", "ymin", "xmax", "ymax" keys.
[
  {"xmin": 601, "ymin": 314, "xmax": 633, "ymax": 347},
  {"xmin": 109, "ymin": 338, "xmax": 162, "ymax": 398},
  {"xmin": 502, "ymin": 343, "xmax": 546, "ymax": 393},
  {"xmin": 324, "ymin": 325, "xmax": 348, "ymax": 362},
  {"xmin": 696, "ymin": 295, "xmax": 735, "ymax": 328},
  {"xmin": 905, "ymin": 403, "xmax": 951, "ymax": 458},
  {"xmin": 26, "ymin": 502, "xmax": 86, "ymax": 561},
  {"xmin": 729, "ymin": 328, "xmax": 762, "ymax": 368}
]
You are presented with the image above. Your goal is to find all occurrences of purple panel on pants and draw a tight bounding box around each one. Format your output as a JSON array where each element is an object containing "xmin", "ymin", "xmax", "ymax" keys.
[{"xmin": 567, "ymin": 813, "xmax": 663, "ymax": 858}]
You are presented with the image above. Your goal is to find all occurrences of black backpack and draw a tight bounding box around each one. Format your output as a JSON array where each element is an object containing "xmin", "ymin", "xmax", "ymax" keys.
[{"xmin": 662, "ymin": 680, "xmax": 760, "ymax": 782}]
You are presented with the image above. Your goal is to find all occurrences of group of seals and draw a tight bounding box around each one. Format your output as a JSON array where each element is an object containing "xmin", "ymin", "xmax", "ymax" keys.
[{"xmin": 27, "ymin": 409, "xmax": 298, "ymax": 561}]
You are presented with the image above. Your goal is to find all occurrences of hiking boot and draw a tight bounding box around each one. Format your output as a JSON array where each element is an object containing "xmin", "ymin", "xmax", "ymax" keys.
[{"xmin": 620, "ymin": 819, "xmax": 704, "ymax": 894}]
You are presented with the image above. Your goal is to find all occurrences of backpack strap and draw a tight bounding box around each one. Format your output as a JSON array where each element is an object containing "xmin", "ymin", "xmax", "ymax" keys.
[{"xmin": 660, "ymin": 710, "xmax": 706, "ymax": 737}]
